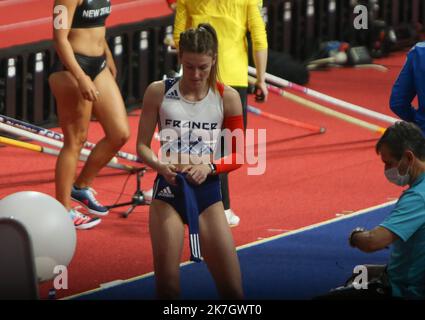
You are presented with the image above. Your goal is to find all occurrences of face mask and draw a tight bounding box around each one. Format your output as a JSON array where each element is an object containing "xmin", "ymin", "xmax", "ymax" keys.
[{"xmin": 384, "ymin": 160, "xmax": 411, "ymax": 186}]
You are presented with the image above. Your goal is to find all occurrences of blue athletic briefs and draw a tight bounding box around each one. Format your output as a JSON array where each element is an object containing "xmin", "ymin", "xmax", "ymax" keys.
[{"xmin": 152, "ymin": 173, "xmax": 222, "ymax": 262}]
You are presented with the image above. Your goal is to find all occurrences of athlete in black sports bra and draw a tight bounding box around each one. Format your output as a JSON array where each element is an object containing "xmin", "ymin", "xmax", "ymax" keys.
[
  {"xmin": 71, "ymin": 0, "xmax": 111, "ymax": 29},
  {"xmin": 49, "ymin": 0, "xmax": 130, "ymax": 230},
  {"xmin": 51, "ymin": 0, "xmax": 112, "ymax": 79}
]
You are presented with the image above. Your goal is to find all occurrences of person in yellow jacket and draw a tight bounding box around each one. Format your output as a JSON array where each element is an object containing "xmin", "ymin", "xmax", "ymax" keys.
[{"xmin": 173, "ymin": 0, "xmax": 268, "ymax": 226}]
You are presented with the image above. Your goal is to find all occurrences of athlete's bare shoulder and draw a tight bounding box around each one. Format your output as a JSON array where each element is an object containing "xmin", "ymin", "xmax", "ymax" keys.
[{"xmin": 222, "ymin": 85, "xmax": 243, "ymax": 117}]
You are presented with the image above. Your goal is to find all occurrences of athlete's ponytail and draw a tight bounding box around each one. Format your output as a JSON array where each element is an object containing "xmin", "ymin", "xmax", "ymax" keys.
[{"xmin": 179, "ymin": 23, "xmax": 220, "ymax": 91}]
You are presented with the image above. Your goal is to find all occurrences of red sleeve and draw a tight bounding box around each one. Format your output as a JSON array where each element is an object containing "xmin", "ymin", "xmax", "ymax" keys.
[
  {"xmin": 216, "ymin": 82, "xmax": 225, "ymax": 97},
  {"xmin": 213, "ymin": 115, "xmax": 245, "ymax": 174}
]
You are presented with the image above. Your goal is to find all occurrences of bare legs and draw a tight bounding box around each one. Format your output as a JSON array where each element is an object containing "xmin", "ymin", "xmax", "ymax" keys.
[
  {"xmin": 149, "ymin": 199, "xmax": 243, "ymax": 299},
  {"xmin": 49, "ymin": 68, "xmax": 129, "ymax": 210}
]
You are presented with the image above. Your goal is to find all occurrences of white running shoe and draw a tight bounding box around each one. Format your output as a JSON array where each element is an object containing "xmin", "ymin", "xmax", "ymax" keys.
[
  {"xmin": 70, "ymin": 208, "xmax": 101, "ymax": 230},
  {"xmin": 143, "ymin": 188, "xmax": 153, "ymax": 204},
  {"xmin": 225, "ymin": 209, "xmax": 240, "ymax": 227}
]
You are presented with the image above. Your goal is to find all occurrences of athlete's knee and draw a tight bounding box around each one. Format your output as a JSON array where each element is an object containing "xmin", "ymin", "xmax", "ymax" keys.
[
  {"xmin": 108, "ymin": 128, "xmax": 130, "ymax": 149},
  {"xmin": 154, "ymin": 265, "xmax": 181, "ymax": 299},
  {"xmin": 63, "ymin": 130, "xmax": 88, "ymax": 151}
]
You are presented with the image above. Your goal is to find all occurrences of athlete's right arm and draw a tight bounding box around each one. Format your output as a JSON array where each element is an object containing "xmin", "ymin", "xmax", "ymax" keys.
[
  {"xmin": 172, "ymin": 0, "xmax": 187, "ymax": 50},
  {"xmin": 137, "ymin": 82, "xmax": 177, "ymax": 184},
  {"xmin": 52, "ymin": 0, "xmax": 98, "ymax": 102}
]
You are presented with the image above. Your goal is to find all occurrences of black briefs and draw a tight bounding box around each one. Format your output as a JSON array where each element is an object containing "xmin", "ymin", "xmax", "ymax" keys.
[{"xmin": 50, "ymin": 53, "xmax": 107, "ymax": 81}]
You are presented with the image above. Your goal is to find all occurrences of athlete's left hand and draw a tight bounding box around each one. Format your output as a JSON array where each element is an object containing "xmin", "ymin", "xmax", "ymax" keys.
[{"xmin": 181, "ymin": 164, "xmax": 211, "ymax": 185}]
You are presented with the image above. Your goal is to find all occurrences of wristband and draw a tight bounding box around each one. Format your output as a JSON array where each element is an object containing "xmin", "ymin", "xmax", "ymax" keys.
[
  {"xmin": 208, "ymin": 163, "xmax": 216, "ymax": 175},
  {"xmin": 349, "ymin": 227, "xmax": 366, "ymax": 247}
]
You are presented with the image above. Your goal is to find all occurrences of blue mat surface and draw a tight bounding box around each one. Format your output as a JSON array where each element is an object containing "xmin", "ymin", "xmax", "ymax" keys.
[{"xmin": 74, "ymin": 204, "xmax": 394, "ymax": 300}]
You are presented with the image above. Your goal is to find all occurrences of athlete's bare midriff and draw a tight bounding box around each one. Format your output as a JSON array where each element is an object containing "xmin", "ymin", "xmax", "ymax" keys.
[{"xmin": 68, "ymin": 27, "xmax": 106, "ymax": 56}]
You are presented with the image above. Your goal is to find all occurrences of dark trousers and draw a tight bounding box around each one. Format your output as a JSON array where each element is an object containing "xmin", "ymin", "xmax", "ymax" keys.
[
  {"xmin": 314, "ymin": 265, "xmax": 394, "ymax": 300},
  {"xmin": 219, "ymin": 86, "xmax": 247, "ymax": 210}
]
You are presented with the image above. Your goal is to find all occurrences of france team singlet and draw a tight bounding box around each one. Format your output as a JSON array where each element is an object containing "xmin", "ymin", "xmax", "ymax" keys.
[{"xmin": 158, "ymin": 78, "xmax": 224, "ymax": 162}]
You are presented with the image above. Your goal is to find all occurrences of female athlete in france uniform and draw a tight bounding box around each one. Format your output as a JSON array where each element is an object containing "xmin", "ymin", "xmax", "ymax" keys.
[{"xmin": 137, "ymin": 24, "xmax": 245, "ymax": 299}]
